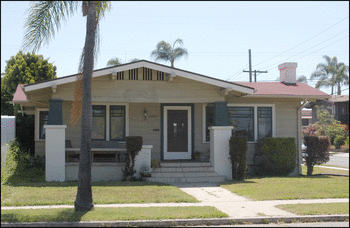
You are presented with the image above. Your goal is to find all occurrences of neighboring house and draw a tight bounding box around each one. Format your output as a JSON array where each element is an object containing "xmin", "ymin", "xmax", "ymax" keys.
[
  {"xmin": 12, "ymin": 61, "xmax": 329, "ymax": 183},
  {"xmin": 301, "ymin": 109, "xmax": 312, "ymax": 129},
  {"xmin": 304, "ymin": 95, "xmax": 349, "ymax": 126}
]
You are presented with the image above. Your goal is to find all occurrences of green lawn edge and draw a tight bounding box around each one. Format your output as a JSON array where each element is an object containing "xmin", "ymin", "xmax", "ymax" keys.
[
  {"xmin": 276, "ymin": 203, "xmax": 349, "ymax": 215},
  {"xmin": 1, "ymin": 206, "xmax": 228, "ymax": 223}
]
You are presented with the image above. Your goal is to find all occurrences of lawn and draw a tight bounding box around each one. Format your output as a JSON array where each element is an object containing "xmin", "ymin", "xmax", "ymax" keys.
[
  {"xmin": 220, "ymin": 169, "xmax": 349, "ymax": 201},
  {"xmin": 1, "ymin": 206, "xmax": 228, "ymax": 223},
  {"xmin": 276, "ymin": 203, "xmax": 349, "ymax": 215},
  {"xmin": 1, "ymin": 181, "xmax": 198, "ymax": 207}
]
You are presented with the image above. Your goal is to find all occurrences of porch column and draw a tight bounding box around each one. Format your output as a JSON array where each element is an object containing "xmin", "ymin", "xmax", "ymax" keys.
[
  {"xmin": 48, "ymin": 99, "xmax": 63, "ymax": 125},
  {"xmin": 209, "ymin": 126, "xmax": 233, "ymax": 180},
  {"xmin": 44, "ymin": 125, "xmax": 67, "ymax": 182},
  {"xmin": 134, "ymin": 145, "xmax": 153, "ymax": 178}
]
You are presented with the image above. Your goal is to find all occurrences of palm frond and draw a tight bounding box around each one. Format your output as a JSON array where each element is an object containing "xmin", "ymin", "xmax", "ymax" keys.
[{"xmin": 22, "ymin": 1, "xmax": 79, "ymax": 52}]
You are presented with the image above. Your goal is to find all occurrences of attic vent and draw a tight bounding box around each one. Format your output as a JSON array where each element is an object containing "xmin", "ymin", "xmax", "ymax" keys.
[
  {"xmin": 116, "ymin": 72, "xmax": 124, "ymax": 80},
  {"xmin": 129, "ymin": 69, "xmax": 138, "ymax": 80},
  {"xmin": 157, "ymin": 71, "xmax": 165, "ymax": 81},
  {"xmin": 143, "ymin": 67, "xmax": 152, "ymax": 80}
]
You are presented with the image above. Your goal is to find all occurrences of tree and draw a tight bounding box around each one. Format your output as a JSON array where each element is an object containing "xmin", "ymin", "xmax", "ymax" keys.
[
  {"xmin": 311, "ymin": 55, "xmax": 348, "ymax": 95},
  {"xmin": 1, "ymin": 51, "xmax": 57, "ymax": 116},
  {"xmin": 151, "ymin": 38, "xmax": 188, "ymax": 68},
  {"xmin": 106, "ymin": 57, "xmax": 122, "ymax": 66},
  {"xmin": 23, "ymin": 1, "xmax": 111, "ymax": 211}
]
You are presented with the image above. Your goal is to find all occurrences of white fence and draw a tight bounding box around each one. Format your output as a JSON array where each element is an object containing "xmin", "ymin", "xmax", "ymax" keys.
[{"xmin": 1, "ymin": 115, "xmax": 16, "ymax": 166}]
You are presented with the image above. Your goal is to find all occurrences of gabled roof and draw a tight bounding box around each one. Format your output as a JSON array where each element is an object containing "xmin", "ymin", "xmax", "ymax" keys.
[
  {"xmin": 329, "ymin": 95, "xmax": 349, "ymax": 102},
  {"xmin": 234, "ymin": 82, "xmax": 330, "ymax": 99},
  {"xmin": 12, "ymin": 84, "xmax": 28, "ymax": 102},
  {"xmin": 23, "ymin": 60, "xmax": 255, "ymax": 95}
]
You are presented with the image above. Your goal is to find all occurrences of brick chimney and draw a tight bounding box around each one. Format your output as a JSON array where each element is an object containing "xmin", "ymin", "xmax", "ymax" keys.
[{"xmin": 278, "ymin": 62, "xmax": 297, "ymax": 85}]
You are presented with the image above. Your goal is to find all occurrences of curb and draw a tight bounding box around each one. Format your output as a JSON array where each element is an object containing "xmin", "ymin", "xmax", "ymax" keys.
[{"xmin": 1, "ymin": 215, "xmax": 348, "ymax": 227}]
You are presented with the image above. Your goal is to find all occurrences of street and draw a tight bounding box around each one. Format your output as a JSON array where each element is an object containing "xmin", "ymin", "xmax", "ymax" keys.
[{"xmin": 325, "ymin": 152, "xmax": 349, "ymax": 168}]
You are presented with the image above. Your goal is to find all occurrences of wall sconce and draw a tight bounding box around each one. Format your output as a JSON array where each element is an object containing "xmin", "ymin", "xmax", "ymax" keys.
[{"xmin": 144, "ymin": 109, "xmax": 147, "ymax": 120}]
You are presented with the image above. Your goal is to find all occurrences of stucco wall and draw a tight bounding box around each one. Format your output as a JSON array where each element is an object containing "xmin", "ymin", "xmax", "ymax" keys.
[{"xmin": 66, "ymin": 163, "xmax": 125, "ymax": 182}]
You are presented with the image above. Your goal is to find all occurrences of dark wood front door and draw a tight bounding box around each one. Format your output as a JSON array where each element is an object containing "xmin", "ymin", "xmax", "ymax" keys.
[{"xmin": 167, "ymin": 110, "xmax": 188, "ymax": 152}]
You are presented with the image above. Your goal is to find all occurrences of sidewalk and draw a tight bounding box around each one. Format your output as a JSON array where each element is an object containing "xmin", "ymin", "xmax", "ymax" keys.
[{"xmin": 2, "ymin": 174, "xmax": 349, "ymax": 227}]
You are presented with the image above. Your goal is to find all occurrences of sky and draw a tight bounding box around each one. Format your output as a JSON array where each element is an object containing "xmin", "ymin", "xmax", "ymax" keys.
[{"xmin": 1, "ymin": 1, "xmax": 349, "ymax": 95}]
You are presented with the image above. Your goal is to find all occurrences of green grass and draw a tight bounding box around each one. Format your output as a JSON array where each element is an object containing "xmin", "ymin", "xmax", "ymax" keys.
[
  {"xmin": 302, "ymin": 165, "xmax": 349, "ymax": 175},
  {"xmin": 1, "ymin": 206, "xmax": 228, "ymax": 223},
  {"xmin": 276, "ymin": 203, "xmax": 349, "ymax": 215},
  {"xmin": 220, "ymin": 174, "xmax": 349, "ymax": 201},
  {"xmin": 1, "ymin": 181, "xmax": 198, "ymax": 207}
]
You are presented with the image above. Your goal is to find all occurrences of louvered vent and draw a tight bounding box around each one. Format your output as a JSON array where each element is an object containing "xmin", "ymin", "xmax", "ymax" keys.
[
  {"xmin": 157, "ymin": 71, "xmax": 165, "ymax": 81},
  {"xmin": 116, "ymin": 72, "xmax": 124, "ymax": 80},
  {"xmin": 143, "ymin": 67, "xmax": 152, "ymax": 80},
  {"xmin": 129, "ymin": 69, "xmax": 138, "ymax": 80}
]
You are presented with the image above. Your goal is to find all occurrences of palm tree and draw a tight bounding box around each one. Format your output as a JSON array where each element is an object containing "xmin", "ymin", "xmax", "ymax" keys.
[
  {"xmin": 297, "ymin": 75, "xmax": 308, "ymax": 84},
  {"xmin": 334, "ymin": 64, "xmax": 349, "ymax": 95},
  {"xmin": 151, "ymin": 38, "xmax": 188, "ymax": 68},
  {"xmin": 311, "ymin": 55, "xmax": 348, "ymax": 95},
  {"xmin": 107, "ymin": 57, "xmax": 122, "ymax": 66},
  {"xmin": 22, "ymin": 1, "xmax": 111, "ymax": 211}
]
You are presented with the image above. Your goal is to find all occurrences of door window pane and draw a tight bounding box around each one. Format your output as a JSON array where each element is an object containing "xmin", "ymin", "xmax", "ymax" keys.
[
  {"xmin": 205, "ymin": 104, "xmax": 214, "ymax": 142},
  {"xmin": 39, "ymin": 111, "xmax": 49, "ymax": 139},
  {"xmin": 228, "ymin": 107, "xmax": 254, "ymax": 141},
  {"xmin": 92, "ymin": 105, "xmax": 106, "ymax": 140},
  {"xmin": 110, "ymin": 106, "xmax": 125, "ymax": 140},
  {"xmin": 258, "ymin": 107, "xmax": 272, "ymax": 139}
]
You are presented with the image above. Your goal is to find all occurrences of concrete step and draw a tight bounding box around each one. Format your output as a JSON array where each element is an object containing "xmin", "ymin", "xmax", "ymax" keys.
[
  {"xmin": 151, "ymin": 171, "xmax": 218, "ymax": 178},
  {"xmin": 160, "ymin": 162, "xmax": 212, "ymax": 168},
  {"xmin": 144, "ymin": 175, "xmax": 226, "ymax": 184},
  {"xmin": 152, "ymin": 166, "xmax": 214, "ymax": 173}
]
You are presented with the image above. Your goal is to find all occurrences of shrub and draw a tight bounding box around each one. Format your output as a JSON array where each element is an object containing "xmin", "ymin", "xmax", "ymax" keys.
[
  {"xmin": 334, "ymin": 135, "xmax": 346, "ymax": 149},
  {"xmin": 229, "ymin": 136, "xmax": 248, "ymax": 180},
  {"xmin": 254, "ymin": 137, "xmax": 296, "ymax": 176},
  {"xmin": 304, "ymin": 136, "xmax": 330, "ymax": 175},
  {"xmin": 151, "ymin": 159, "xmax": 161, "ymax": 170},
  {"xmin": 2, "ymin": 140, "xmax": 45, "ymax": 184},
  {"xmin": 123, "ymin": 136, "xmax": 143, "ymax": 181}
]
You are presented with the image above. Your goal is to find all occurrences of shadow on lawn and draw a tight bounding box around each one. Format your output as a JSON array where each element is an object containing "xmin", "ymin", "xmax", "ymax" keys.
[
  {"xmin": 2, "ymin": 208, "xmax": 89, "ymax": 223},
  {"xmin": 4, "ymin": 180, "xmax": 171, "ymax": 188}
]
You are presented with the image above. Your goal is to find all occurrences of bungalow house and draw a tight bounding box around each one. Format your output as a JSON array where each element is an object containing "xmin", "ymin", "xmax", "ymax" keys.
[
  {"xmin": 301, "ymin": 109, "xmax": 312, "ymax": 129},
  {"xmin": 304, "ymin": 95, "xmax": 349, "ymax": 126},
  {"xmin": 12, "ymin": 60, "xmax": 329, "ymax": 183}
]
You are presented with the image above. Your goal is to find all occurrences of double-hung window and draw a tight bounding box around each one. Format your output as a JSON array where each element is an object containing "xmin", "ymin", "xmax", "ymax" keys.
[
  {"xmin": 228, "ymin": 107, "xmax": 254, "ymax": 141},
  {"xmin": 204, "ymin": 104, "xmax": 274, "ymax": 142},
  {"xmin": 39, "ymin": 111, "xmax": 49, "ymax": 139},
  {"xmin": 110, "ymin": 106, "xmax": 125, "ymax": 141},
  {"xmin": 92, "ymin": 105, "xmax": 106, "ymax": 140}
]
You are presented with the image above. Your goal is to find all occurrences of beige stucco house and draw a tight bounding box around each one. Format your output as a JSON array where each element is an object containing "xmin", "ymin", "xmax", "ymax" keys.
[{"xmin": 12, "ymin": 60, "xmax": 329, "ymax": 183}]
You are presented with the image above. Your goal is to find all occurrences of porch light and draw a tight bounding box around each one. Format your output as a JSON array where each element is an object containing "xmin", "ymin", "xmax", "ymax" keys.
[{"xmin": 144, "ymin": 109, "xmax": 147, "ymax": 120}]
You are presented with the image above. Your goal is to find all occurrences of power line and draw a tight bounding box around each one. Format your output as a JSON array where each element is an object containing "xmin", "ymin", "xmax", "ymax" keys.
[{"xmin": 254, "ymin": 16, "xmax": 349, "ymax": 68}]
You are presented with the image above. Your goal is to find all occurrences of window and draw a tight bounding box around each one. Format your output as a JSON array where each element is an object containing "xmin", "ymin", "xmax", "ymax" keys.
[
  {"xmin": 302, "ymin": 119, "xmax": 309, "ymax": 126},
  {"xmin": 39, "ymin": 111, "xmax": 49, "ymax": 139},
  {"xmin": 110, "ymin": 106, "xmax": 125, "ymax": 140},
  {"xmin": 129, "ymin": 69, "xmax": 138, "ymax": 80},
  {"xmin": 143, "ymin": 68, "xmax": 152, "ymax": 80},
  {"xmin": 258, "ymin": 107, "xmax": 272, "ymax": 139},
  {"xmin": 92, "ymin": 105, "xmax": 106, "ymax": 140},
  {"xmin": 205, "ymin": 104, "xmax": 214, "ymax": 142},
  {"xmin": 157, "ymin": 71, "xmax": 165, "ymax": 81},
  {"xmin": 228, "ymin": 107, "xmax": 254, "ymax": 141}
]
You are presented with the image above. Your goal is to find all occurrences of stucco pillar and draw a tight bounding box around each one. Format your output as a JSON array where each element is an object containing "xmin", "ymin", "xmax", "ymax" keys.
[
  {"xmin": 48, "ymin": 99, "xmax": 63, "ymax": 125},
  {"xmin": 134, "ymin": 145, "xmax": 153, "ymax": 178},
  {"xmin": 44, "ymin": 125, "xmax": 67, "ymax": 182},
  {"xmin": 209, "ymin": 126, "xmax": 233, "ymax": 180}
]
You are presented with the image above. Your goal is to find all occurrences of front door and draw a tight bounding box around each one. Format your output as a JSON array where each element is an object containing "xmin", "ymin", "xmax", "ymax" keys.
[{"xmin": 164, "ymin": 106, "xmax": 191, "ymax": 160}]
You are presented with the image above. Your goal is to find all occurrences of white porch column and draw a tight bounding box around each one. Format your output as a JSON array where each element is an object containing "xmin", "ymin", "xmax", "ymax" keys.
[
  {"xmin": 44, "ymin": 125, "xmax": 67, "ymax": 182},
  {"xmin": 134, "ymin": 145, "xmax": 153, "ymax": 178},
  {"xmin": 209, "ymin": 126, "xmax": 233, "ymax": 180}
]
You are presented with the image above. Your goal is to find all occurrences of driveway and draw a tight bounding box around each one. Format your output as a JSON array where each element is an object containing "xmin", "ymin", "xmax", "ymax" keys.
[{"xmin": 325, "ymin": 152, "xmax": 349, "ymax": 168}]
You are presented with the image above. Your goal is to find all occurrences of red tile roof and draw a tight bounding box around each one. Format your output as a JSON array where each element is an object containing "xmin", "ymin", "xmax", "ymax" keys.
[
  {"xmin": 12, "ymin": 84, "xmax": 28, "ymax": 102},
  {"xmin": 234, "ymin": 82, "xmax": 329, "ymax": 97}
]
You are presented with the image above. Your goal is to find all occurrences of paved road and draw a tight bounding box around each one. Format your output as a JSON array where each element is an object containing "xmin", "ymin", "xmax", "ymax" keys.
[
  {"xmin": 189, "ymin": 221, "xmax": 350, "ymax": 227},
  {"xmin": 325, "ymin": 152, "xmax": 349, "ymax": 168}
]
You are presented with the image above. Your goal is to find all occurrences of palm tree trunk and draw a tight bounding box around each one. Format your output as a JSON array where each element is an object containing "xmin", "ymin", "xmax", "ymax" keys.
[
  {"xmin": 74, "ymin": 1, "xmax": 97, "ymax": 211},
  {"xmin": 337, "ymin": 82, "xmax": 341, "ymax": 95}
]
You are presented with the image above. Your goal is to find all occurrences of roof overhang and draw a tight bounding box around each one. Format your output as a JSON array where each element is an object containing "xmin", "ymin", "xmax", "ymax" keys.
[
  {"xmin": 24, "ymin": 60, "xmax": 255, "ymax": 95},
  {"xmin": 242, "ymin": 94, "xmax": 330, "ymax": 100}
]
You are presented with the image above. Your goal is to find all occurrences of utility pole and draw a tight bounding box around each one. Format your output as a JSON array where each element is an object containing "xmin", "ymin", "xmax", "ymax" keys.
[{"xmin": 243, "ymin": 49, "xmax": 268, "ymax": 82}]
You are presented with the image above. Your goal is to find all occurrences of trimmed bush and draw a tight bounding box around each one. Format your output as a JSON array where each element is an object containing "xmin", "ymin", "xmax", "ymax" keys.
[
  {"xmin": 304, "ymin": 136, "xmax": 330, "ymax": 175},
  {"xmin": 229, "ymin": 136, "xmax": 248, "ymax": 180},
  {"xmin": 2, "ymin": 140, "xmax": 45, "ymax": 184},
  {"xmin": 334, "ymin": 135, "xmax": 346, "ymax": 149},
  {"xmin": 123, "ymin": 136, "xmax": 143, "ymax": 181},
  {"xmin": 254, "ymin": 137, "xmax": 296, "ymax": 176}
]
